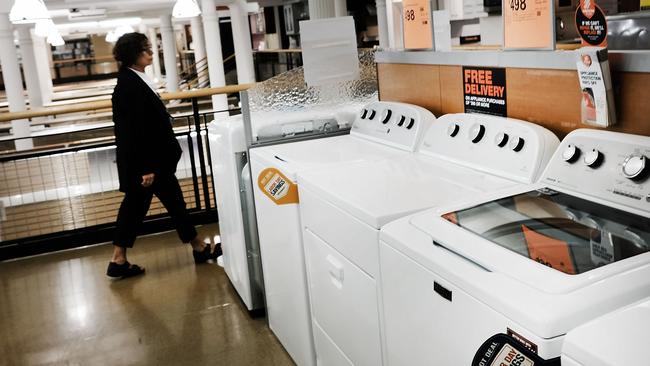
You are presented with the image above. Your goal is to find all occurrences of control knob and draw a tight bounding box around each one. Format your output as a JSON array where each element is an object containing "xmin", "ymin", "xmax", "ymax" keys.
[
  {"xmin": 406, "ymin": 118, "xmax": 415, "ymax": 129},
  {"xmin": 360, "ymin": 109, "xmax": 368, "ymax": 119},
  {"xmin": 368, "ymin": 109, "xmax": 376, "ymax": 120},
  {"xmin": 495, "ymin": 132, "xmax": 509, "ymax": 147},
  {"xmin": 381, "ymin": 109, "xmax": 392, "ymax": 124},
  {"xmin": 562, "ymin": 144, "xmax": 581, "ymax": 163},
  {"xmin": 469, "ymin": 124, "xmax": 486, "ymax": 143},
  {"xmin": 447, "ymin": 123, "xmax": 460, "ymax": 137},
  {"xmin": 584, "ymin": 149, "xmax": 603, "ymax": 168},
  {"xmin": 509, "ymin": 136, "xmax": 525, "ymax": 152},
  {"xmin": 622, "ymin": 154, "xmax": 648, "ymax": 180}
]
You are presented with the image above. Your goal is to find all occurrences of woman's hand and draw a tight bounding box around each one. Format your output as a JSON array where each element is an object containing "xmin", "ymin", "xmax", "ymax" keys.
[{"xmin": 141, "ymin": 173, "xmax": 155, "ymax": 187}]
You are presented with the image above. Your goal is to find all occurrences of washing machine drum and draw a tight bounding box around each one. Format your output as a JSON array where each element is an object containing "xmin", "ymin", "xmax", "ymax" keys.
[{"xmin": 472, "ymin": 334, "xmax": 560, "ymax": 366}]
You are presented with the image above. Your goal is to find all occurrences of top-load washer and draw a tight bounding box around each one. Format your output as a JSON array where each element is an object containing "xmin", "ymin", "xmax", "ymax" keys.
[
  {"xmin": 379, "ymin": 129, "xmax": 650, "ymax": 365},
  {"xmin": 296, "ymin": 113, "xmax": 559, "ymax": 366},
  {"xmin": 208, "ymin": 106, "xmax": 360, "ymax": 312},
  {"xmin": 561, "ymin": 296, "xmax": 650, "ymax": 366},
  {"xmin": 249, "ymin": 101, "xmax": 435, "ymax": 366}
]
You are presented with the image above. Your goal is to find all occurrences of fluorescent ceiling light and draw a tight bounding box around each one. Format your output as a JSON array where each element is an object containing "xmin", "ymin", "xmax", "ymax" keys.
[
  {"xmin": 9, "ymin": 0, "xmax": 51, "ymax": 24},
  {"xmin": 172, "ymin": 0, "xmax": 201, "ymax": 19}
]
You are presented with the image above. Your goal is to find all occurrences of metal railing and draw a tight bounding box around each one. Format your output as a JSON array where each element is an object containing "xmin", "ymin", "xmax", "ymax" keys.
[{"xmin": 0, "ymin": 84, "xmax": 253, "ymax": 260}]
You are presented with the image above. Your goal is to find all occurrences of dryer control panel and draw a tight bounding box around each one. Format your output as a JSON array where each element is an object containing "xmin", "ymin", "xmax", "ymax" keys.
[
  {"xmin": 350, "ymin": 101, "xmax": 435, "ymax": 152},
  {"xmin": 418, "ymin": 113, "xmax": 560, "ymax": 184},
  {"xmin": 542, "ymin": 129, "xmax": 650, "ymax": 213}
]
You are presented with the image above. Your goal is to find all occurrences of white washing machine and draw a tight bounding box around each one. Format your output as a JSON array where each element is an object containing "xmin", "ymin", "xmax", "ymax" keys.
[
  {"xmin": 296, "ymin": 113, "xmax": 559, "ymax": 366},
  {"xmin": 561, "ymin": 297, "xmax": 650, "ymax": 366},
  {"xmin": 379, "ymin": 129, "xmax": 650, "ymax": 365},
  {"xmin": 249, "ymin": 101, "xmax": 435, "ymax": 366},
  {"xmin": 208, "ymin": 107, "xmax": 360, "ymax": 312}
]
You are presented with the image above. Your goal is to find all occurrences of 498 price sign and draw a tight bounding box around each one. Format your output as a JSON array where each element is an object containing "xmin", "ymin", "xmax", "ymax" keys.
[
  {"xmin": 403, "ymin": 0, "xmax": 433, "ymax": 49},
  {"xmin": 503, "ymin": 0, "xmax": 554, "ymax": 49}
]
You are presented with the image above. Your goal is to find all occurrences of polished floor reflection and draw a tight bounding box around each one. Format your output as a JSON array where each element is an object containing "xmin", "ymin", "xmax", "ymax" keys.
[{"xmin": 0, "ymin": 224, "xmax": 294, "ymax": 366}]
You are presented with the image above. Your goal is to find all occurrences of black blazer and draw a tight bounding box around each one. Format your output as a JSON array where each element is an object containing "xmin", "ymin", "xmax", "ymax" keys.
[{"xmin": 112, "ymin": 67, "xmax": 182, "ymax": 192}]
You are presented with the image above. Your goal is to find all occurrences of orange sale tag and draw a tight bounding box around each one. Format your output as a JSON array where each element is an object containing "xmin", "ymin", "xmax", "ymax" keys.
[{"xmin": 257, "ymin": 168, "xmax": 300, "ymax": 205}]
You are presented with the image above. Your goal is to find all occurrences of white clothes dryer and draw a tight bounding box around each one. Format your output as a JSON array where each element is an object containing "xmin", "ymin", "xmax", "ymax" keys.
[
  {"xmin": 249, "ymin": 101, "xmax": 435, "ymax": 366},
  {"xmin": 379, "ymin": 129, "xmax": 650, "ymax": 365},
  {"xmin": 208, "ymin": 106, "xmax": 361, "ymax": 312},
  {"xmin": 296, "ymin": 113, "xmax": 559, "ymax": 366}
]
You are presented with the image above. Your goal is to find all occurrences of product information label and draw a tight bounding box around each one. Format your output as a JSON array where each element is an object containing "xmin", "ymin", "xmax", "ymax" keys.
[
  {"xmin": 503, "ymin": 0, "xmax": 554, "ymax": 49},
  {"xmin": 403, "ymin": 0, "xmax": 433, "ymax": 49},
  {"xmin": 576, "ymin": 47, "xmax": 615, "ymax": 127},
  {"xmin": 490, "ymin": 345, "xmax": 535, "ymax": 366},
  {"xmin": 463, "ymin": 66, "xmax": 507, "ymax": 117},
  {"xmin": 576, "ymin": 0, "xmax": 608, "ymax": 47},
  {"xmin": 257, "ymin": 168, "xmax": 299, "ymax": 205}
]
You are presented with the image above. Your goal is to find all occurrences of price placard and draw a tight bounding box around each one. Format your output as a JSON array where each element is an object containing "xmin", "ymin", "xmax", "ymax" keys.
[
  {"xmin": 403, "ymin": 0, "xmax": 433, "ymax": 50},
  {"xmin": 503, "ymin": 0, "xmax": 555, "ymax": 50}
]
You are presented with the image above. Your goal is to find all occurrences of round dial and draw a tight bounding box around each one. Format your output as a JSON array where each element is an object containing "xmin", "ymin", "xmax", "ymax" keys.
[
  {"xmin": 406, "ymin": 118, "xmax": 415, "ymax": 129},
  {"xmin": 583, "ymin": 149, "xmax": 603, "ymax": 168},
  {"xmin": 397, "ymin": 115, "xmax": 406, "ymax": 127},
  {"xmin": 381, "ymin": 109, "xmax": 392, "ymax": 124},
  {"xmin": 562, "ymin": 144, "xmax": 581, "ymax": 163},
  {"xmin": 447, "ymin": 123, "xmax": 460, "ymax": 137},
  {"xmin": 495, "ymin": 132, "xmax": 509, "ymax": 147},
  {"xmin": 360, "ymin": 109, "xmax": 368, "ymax": 119},
  {"xmin": 622, "ymin": 154, "xmax": 648, "ymax": 180},
  {"xmin": 469, "ymin": 124, "xmax": 486, "ymax": 143},
  {"xmin": 368, "ymin": 109, "xmax": 376, "ymax": 120},
  {"xmin": 509, "ymin": 136, "xmax": 525, "ymax": 152}
]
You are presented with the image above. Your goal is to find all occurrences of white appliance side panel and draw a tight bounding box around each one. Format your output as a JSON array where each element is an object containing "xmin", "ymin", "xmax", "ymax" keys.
[
  {"xmin": 300, "ymin": 185, "xmax": 379, "ymax": 278},
  {"xmin": 249, "ymin": 158, "xmax": 316, "ymax": 366},
  {"xmin": 312, "ymin": 322, "xmax": 354, "ymax": 366},
  {"xmin": 304, "ymin": 228, "xmax": 382, "ymax": 366},
  {"xmin": 559, "ymin": 356, "xmax": 582, "ymax": 366},
  {"xmin": 379, "ymin": 241, "xmax": 561, "ymax": 365},
  {"xmin": 208, "ymin": 131, "xmax": 253, "ymax": 310}
]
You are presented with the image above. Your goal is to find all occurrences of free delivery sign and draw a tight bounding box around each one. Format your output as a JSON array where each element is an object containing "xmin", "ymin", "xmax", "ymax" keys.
[{"xmin": 463, "ymin": 66, "xmax": 507, "ymax": 117}]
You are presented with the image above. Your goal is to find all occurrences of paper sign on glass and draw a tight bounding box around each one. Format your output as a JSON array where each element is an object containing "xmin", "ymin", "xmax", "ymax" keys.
[
  {"xmin": 503, "ymin": 0, "xmax": 555, "ymax": 50},
  {"xmin": 403, "ymin": 0, "xmax": 434, "ymax": 50}
]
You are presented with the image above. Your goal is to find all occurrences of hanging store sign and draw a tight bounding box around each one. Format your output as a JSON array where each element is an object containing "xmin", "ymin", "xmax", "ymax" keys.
[
  {"xmin": 575, "ymin": 0, "xmax": 608, "ymax": 47},
  {"xmin": 576, "ymin": 47, "xmax": 616, "ymax": 127},
  {"xmin": 463, "ymin": 66, "xmax": 507, "ymax": 117},
  {"xmin": 403, "ymin": 0, "xmax": 434, "ymax": 50},
  {"xmin": 503, "ymin": 0, "xmax": 555, "ymax": 50}
]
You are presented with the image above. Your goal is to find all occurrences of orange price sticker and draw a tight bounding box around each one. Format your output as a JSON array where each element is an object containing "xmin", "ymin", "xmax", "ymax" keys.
[
  {"xmin": 503, "ymin": 0, "xmax": 554, "ymax": 50},
  {"xmin": 403, "ymin": 0, "xmax": 433, "ymax": 49}
]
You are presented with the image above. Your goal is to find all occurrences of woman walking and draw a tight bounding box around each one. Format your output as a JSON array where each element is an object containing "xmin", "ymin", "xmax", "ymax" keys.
[{"xmin": 107, "ymin": 32, "xmax": 218, "ymax": 279}]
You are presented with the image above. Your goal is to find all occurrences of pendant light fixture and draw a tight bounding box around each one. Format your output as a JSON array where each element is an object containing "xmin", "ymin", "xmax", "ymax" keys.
[
  {"xmin": 9, "ymin": 0, "xmax": 51, "ymax": 24},
  {"xmin": 172, "ymin": 0, "xmax": 202, "ymax": 19}
]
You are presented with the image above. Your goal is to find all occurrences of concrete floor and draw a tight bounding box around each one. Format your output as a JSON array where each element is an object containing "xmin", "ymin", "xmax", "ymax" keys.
[{"xmin": 0, "ymin": 224, "xmax": 294, "ymax": 366}]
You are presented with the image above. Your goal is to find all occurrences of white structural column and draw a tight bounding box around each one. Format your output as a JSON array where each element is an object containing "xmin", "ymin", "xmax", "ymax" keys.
[
  {"xmin": 334, "ymin": 0, "xmax": 347, "ymax": 16},
  {"xmin": 17, "ymin": 26, "xmax": 44, "ymax": 108},
  {"xmin": 190, "ymin": 15, "xmax": 208, "ymax": 87},
  {"xmin": 32, "ymin": 35, "xmax": 53, "ymax": 104},
  {"xmin": 229, "ymin": 0, "xmax": 256, "ymax": 84},
  {"xmin": 147, "ymin": 27, "xmax": 163, "ymax": 82},
  {"xmin": 376, "ymin": 0, "xmax": 389, "ymax": 48},
  {"xmin": 159, "ymin": 15, "xmax": 179, "ymax": 92},
  {"xmin": 0, "ymin": 15, "xmax": 32, "ymax": 150},
  {"xmin": 139, "ymin": 25, "xmax": 155, "ymax": 79},
  {"xmin": 308, "ymin": 0, "xmax": 335, "ymax": 19},
  {"xmin": 201, "ymin": 0, "xmax": 228, "ymax": 111}
]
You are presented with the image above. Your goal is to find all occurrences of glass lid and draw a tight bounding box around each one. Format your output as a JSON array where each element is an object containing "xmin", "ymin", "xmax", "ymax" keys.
[{"xmin": 443, "ymin": 188, "xmax": 650, "ymax": 275}]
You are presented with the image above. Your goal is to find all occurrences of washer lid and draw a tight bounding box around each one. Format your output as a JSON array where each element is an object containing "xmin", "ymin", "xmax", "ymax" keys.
[
  {"xmin": 249, "ymin": 135, "xmax": 408, "ymax": 178},
  {"xmin": 439, "ymin": 187, "xmax": 650, "ymax": 276},
  {"xmin": 297, "ymin": 154, "xmax": 518, "ymax": 229}
]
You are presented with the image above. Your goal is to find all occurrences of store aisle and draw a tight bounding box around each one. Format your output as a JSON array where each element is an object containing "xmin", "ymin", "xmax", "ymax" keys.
[{"xmin": 0, "ymin": 224, "xmax": 294, "ymax": 366}]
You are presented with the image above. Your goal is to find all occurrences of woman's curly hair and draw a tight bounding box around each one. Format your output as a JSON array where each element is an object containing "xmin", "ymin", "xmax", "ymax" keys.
[{"xmin": 113, "ymin": 32, "xmax": 149, "ymax": 69}]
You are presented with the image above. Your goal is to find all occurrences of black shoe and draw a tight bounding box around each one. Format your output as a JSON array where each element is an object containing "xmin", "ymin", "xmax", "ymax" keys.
[
  {"xmin": 193, "ymin": 244, "xmax": 212, "ymax": 264},
  {"xmin": 106, "ymin": 261, "xmax": 145, "ymax": 279},
  {"xmin": 211, "ymin": 243, "xmax": 222, "ymax": 259}
]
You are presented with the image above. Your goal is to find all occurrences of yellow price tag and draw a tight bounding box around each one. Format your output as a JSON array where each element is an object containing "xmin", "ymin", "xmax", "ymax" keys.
[
  {"xmin": 503, "ymin": 0, "xmax": 554, "ymax": 50},
  {"xmin": 403, "ymin": 0, "xmax": 433, "ymax": 49}
]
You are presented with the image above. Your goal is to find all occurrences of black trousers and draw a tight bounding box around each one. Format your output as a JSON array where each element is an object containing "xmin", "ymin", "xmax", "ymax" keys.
[{"xmin": 113, "ymin": 173, "xmax": 197, "ymax": 248}]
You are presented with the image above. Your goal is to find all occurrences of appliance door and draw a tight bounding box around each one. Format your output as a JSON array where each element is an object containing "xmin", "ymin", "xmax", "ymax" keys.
[
  {"xmin": 439, "ymin": 188, "xmax": 650, "ymax": 276},
  {"xmin": 304, "ymin": 228, "xmax": 382, "ymax": 366}
]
